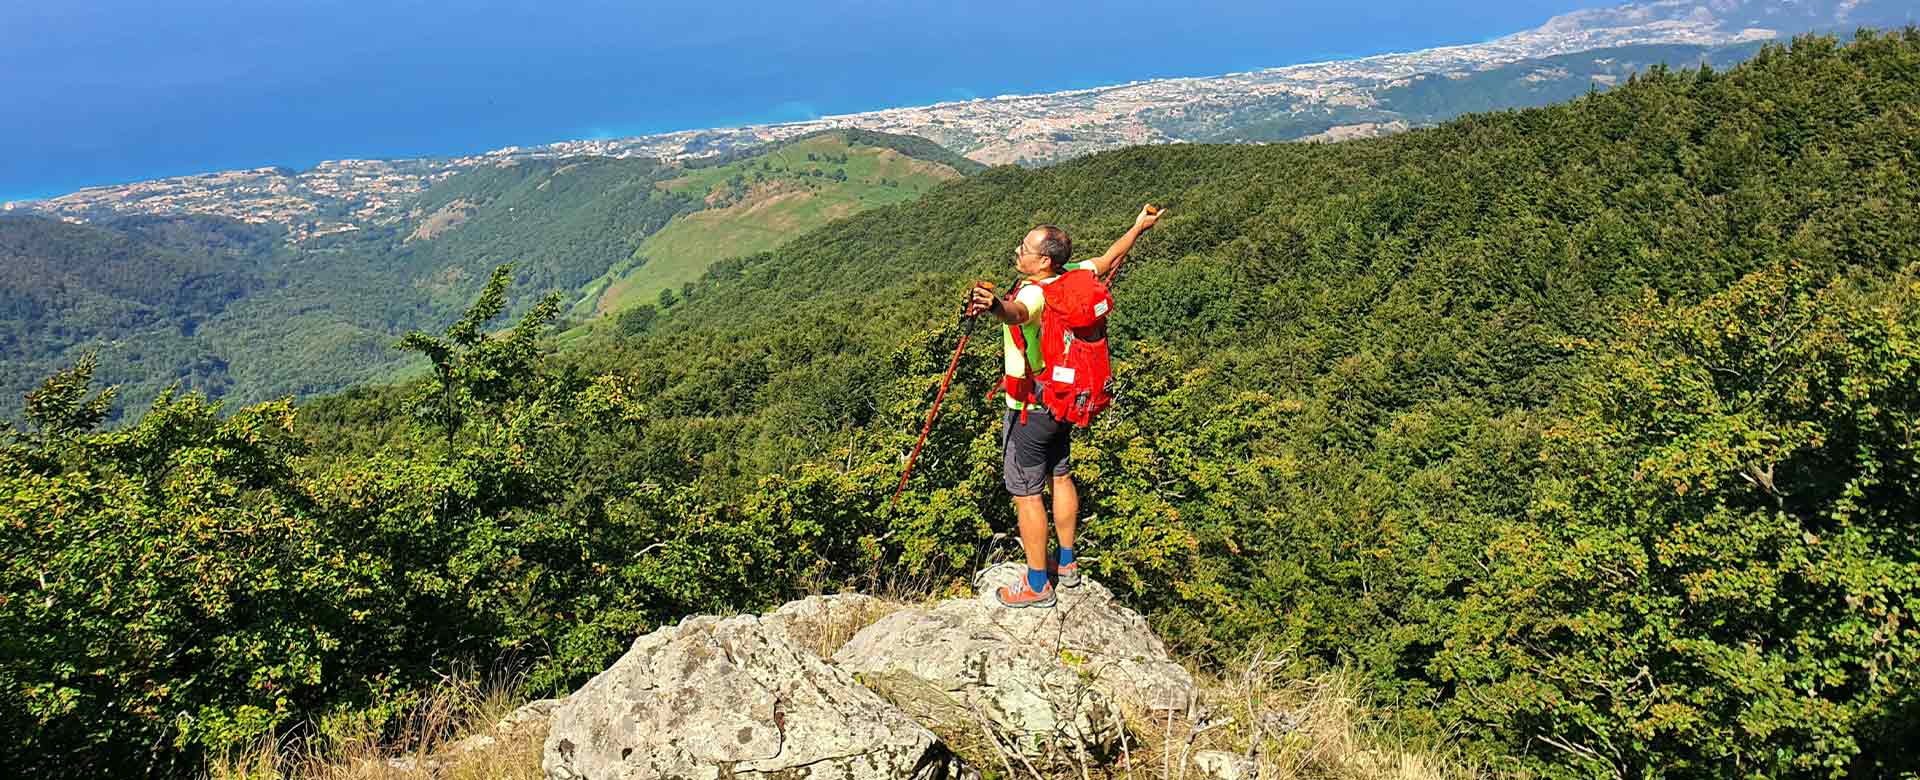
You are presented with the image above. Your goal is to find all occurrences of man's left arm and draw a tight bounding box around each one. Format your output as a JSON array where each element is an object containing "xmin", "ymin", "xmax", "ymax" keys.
[{"xmin": 1087, "ymin": 204, "xmax": 1165, "ymax": 277}]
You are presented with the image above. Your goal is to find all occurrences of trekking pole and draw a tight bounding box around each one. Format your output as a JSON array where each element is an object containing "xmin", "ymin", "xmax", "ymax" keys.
[{"xmin": 892, "ymin": 280, "xmax": 1000, "ymax": 505}]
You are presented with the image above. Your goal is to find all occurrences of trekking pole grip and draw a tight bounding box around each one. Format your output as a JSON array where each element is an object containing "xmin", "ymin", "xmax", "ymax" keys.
[{"xmin": 962, "ymin": 280, "xmax": 998, "ymax": 324}]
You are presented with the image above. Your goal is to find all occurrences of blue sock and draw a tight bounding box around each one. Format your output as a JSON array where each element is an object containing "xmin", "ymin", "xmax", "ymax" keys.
[
  {"xmin": 1027, "ymin": 567, "xmax": 1050, "ymax": 592},
  {"xmin": 1058, "ymin": 547, "xmax": 1076, "ymax": 567}
]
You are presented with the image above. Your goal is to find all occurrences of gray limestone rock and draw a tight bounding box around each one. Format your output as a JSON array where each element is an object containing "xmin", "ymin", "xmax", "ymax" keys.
[
  {"xmin": 833, "ymin": 564, "xmax": 1196, "ymax": 759},
  {"xmin": 497, "ymin": 697, "xmax": 565, "ymax": 733},
  {"xmin": 1193, "ymin": 749, "xmax": 1257, "ymax": 780},
  {"xmin": 543, "ymin": 614, "xmax": 955, "ymax": 780}
]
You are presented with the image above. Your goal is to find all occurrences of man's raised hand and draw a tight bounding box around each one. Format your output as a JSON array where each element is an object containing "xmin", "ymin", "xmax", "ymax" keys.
[{"xmin": 1134, "ymin": 203, "xmax": 1167, "ymax": 231}]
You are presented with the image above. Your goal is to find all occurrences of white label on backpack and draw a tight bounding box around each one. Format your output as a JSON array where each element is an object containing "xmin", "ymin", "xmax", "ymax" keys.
[
  {"xmin": 1051, "ymin": 366, "xmax": 1077, "ymax": 384},
  {"xmin": 1093, "ymin": 301, "xmax": 1109, "ymax": 317}
]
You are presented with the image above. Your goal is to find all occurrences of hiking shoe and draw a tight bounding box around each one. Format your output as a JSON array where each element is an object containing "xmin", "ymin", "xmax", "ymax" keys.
[
  {"xmin": 1057, "ymin": 561, "xmax": 1083, "ymax": 589},
  {"xmin": 995, "ymin": 578, "xmax": 1057, "ymax": 609}
]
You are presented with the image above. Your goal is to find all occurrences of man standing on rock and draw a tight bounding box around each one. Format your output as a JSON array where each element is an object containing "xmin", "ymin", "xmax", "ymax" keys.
[{"xmin": 964, "ymin": 204, "xmax": 1163, "ymax": 608}]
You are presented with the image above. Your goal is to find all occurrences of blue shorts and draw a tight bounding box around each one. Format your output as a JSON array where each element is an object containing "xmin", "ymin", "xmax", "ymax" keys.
[{"xmin": 1001, "ymin": 406, "xmax": 1072, "ymax": 497}]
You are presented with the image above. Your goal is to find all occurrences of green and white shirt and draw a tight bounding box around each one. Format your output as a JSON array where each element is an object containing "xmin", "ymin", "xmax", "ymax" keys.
[{"xmin": 1002, "ymin": 260, "xmax": 1096, "ymax": 410}]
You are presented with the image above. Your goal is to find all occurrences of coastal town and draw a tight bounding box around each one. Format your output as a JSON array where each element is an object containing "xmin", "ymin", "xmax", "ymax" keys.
[{"xmin": 4, "ymin": 1, "xmax": 1780, "ymax": 240}]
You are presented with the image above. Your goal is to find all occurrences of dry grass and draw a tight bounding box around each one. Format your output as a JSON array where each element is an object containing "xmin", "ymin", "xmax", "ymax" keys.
[
  {"xmin": 847, "ymin": 617, "xmax": 1473, "ymax": 780},
  {"xmin": 771, "ymin": 591, "xmax": 910, "ymax": 660},
  {"xmin": 203, "ymin": 668, "xmax": 546, "ymax": 780},
  {"xmin": 405, "ymin": 199, "xmax": 475, "ymax": 243},
  {"xmin": 847, "ymin": 531, "xmax": 1030, "ymax": 606},
  {"xmin": 809, "ymin": 597, "xmax": 903, "ymax": 658},
  {"xmin": 1117, "ymin": 648, "xmax": 1478, "ymax": 780}
]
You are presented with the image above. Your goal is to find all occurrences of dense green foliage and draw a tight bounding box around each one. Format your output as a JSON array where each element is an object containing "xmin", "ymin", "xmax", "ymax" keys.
[
  {"xmin": 1375, "ymin": 42, "xmax": 1768, "ymax": 122},
  {"xmin": 5, "ymin": 31, "xmax": 1919, "ymax": 779},
  {"xmin": 0, "ymin": 158, "xmax": 687, "ymax": 422},
  {"xmin": 393, "ymin": 155, "xmax": 687, "ymax": 306},
  {"xmin": 1443, "ymin": 266, "xmax": 1919, "ymax": 777}
]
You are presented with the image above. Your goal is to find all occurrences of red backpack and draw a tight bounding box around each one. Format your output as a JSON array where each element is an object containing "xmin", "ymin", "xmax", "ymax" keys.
[{"xmin": 1008, "ymin": 268, "xmax": 1115, "ymax": 426}]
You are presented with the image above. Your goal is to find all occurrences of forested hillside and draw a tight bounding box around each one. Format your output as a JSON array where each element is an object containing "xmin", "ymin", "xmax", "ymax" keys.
[
  {"xmin": 0, "ymin": 214, "xmax": 277, "ymax": 420},
  {"xmin": 0, "ymin": 131, "xmax": 978, "ymax": 421},
  {"xmin": 1206, "ymin": 40, "xmax": 1776, "ymax": 143},
  {"xmin": 1373, "ymin": 41, "xmax": 1771, "ymax": 123},
  {"xmin": 5, "ymin": 31, "xmax": 1918, "ymax": 779}
]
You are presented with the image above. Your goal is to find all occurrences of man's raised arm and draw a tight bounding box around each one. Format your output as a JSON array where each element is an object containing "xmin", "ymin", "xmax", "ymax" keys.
[{"xmin": 1087, "ymin": 204, "xmax": 1165, "ymax": 277}]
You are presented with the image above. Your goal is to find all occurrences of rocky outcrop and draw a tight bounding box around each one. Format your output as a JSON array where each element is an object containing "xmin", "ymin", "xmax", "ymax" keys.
[
  {"xmin": 543, "ymin": 566, "xmax": 1195, "ymax": 779},
  {"xmin": 543, "ymin": 613, "xmax": 955, "ymax": 780},
  {"xmin": 833, "ymin": 564, "xmax": 1197, "ymax": 759}
]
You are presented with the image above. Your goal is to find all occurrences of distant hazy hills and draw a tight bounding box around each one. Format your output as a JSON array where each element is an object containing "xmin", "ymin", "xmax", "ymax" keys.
[
  {"xmin": 0, "ymin": 131, "xmax": 981, "ymax": 421},
  {"xmin": 1542, "ymin": 0, "xmax": 1915, "ymax": 33}
]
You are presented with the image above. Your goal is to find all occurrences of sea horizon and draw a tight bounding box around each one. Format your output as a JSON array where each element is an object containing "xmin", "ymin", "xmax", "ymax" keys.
[{"xmin": 1, "ymin": 0, "xmax": 1610, "ymax": 204}]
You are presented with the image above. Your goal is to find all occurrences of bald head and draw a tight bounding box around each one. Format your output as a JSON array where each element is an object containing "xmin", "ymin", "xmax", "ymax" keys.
[{"xmin": 1027, "ymin": 225, "xmax": 1072, "ymax": 270}]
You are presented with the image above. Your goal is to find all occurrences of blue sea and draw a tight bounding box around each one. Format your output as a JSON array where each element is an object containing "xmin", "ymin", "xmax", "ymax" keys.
[{"xmin": 0, "ymin": 0, "xmax": 1610, "ymax": 202}]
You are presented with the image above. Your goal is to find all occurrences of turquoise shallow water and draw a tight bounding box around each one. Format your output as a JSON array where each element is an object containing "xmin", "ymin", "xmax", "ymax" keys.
[{"xmin": 0, "ymin": 0, "xmax": 1608, "ymax": 201}]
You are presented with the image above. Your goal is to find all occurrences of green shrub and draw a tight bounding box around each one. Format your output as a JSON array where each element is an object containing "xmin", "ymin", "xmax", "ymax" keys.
[{"xmin": 1440, "ymin": 265, "xmax": 1920, "ymax": 778}]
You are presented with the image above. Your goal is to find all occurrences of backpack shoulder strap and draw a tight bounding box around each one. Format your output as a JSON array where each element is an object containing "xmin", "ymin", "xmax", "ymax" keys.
[{"xmin": 1006, "ymin": 281, "xmax": 1041, "ymax": 373}]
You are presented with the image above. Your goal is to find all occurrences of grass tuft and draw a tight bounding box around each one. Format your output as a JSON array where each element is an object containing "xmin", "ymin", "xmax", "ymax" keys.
[{"xmin": 203, "ymin": 667, "xmax": 546, "ymax": 780}]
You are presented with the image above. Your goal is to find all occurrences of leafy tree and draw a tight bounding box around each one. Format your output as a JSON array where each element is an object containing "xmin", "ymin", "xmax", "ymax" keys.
[
  {"xmin": 17, "ymin": 351, "xmax": 115, "ymax": 442},
  {"xmin": 616, "ymin": 304, "xmax": 659, "ymax": 335},
  {"xmin": 397, "ymin": 265, "xmax": 561, "ymax": 444},
  {"xmin": 1, "ymin": 383, "xmax": 364, "ymax": 777}
]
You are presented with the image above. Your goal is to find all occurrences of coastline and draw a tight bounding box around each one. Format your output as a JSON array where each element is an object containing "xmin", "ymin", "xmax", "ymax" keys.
[
  {"xmin": 4, "ymin": 11, "xmax": 1596, "ymax": 205},
  {"xmin": 10, "ymin": 0, "xmax": 1792, "ymax": 223}
]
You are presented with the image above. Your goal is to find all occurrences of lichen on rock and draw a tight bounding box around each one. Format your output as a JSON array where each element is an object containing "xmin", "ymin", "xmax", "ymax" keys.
[
  {"xmin": 833, "ymin": 564, "xmax": 1197, "ymax": 761},
  {"xmin": 544, "ymin": 566, "xmax": 1193, "ymax": 778},
  {"xmin": 543, "ymin": 613, "xmax": 955, "ymax": 780}
]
